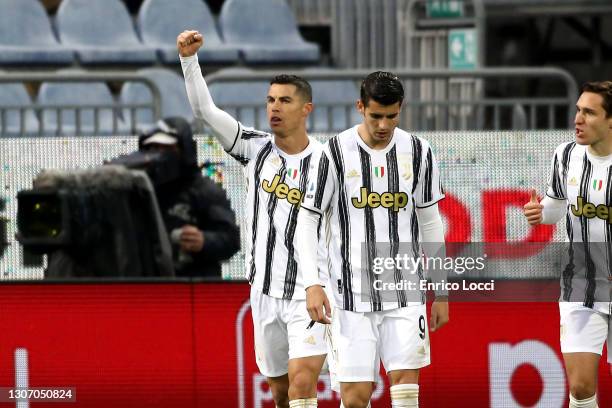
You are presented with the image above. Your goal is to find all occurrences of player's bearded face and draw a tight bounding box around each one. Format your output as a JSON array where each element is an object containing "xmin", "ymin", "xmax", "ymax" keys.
[
  {"xmin": 266, "ymin": 84, "xmax": 311, "ymax": 136},
  {"xmin": 359, "ymin": 100, "xmax": 401, "ymax": 144},
  {"xmin": 574, "ymin": 92, "xmax": 612, "ymax": 146}
]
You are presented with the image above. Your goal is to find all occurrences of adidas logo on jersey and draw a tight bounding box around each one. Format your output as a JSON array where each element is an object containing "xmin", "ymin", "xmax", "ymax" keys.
[
  {"xmin": 570, "ymin": 196, "xmax": 612, "ymax": 223},
  {"xmin": 351, "ymin": 188, "xmax": 408, "ymax": 212},
  {"xmin": 262, "ymin": 174, "xmax": 303, "ymax": 206}
]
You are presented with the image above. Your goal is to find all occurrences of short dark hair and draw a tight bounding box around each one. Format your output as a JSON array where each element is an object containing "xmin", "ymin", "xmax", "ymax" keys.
[
  {"xmin": 581, "ymin": 81, "xmax": 612, "ymax": 117},
  {"xmin": 360, "ymin": 71, "xmax": 404, "ymax": 107},
  {"xmin": 270, "ymin": 74, "xmax": 312, "ymax": 102}
]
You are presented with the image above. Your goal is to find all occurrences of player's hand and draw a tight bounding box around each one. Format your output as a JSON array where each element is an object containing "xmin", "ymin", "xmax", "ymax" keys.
[
  {"xmin": 306, "ymin": 285, "xmax": 331, "ymax": 324},
  {"xmin": 430, "ymin": 297, "xmax": 449, "ymax": 332},
  {"xmin": 523, "ymin": 189, "xmax": 543, "ymax": 225},
  {"xmin": 177, "ymin": 30, "xmax": 203, "ymax": 58},
  {"xmin": 179, "ymin": 225, "xmax": 205, "ymax": 253}
]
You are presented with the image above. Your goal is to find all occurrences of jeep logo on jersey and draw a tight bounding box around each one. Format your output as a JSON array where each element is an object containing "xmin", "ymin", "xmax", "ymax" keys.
[
  {"xmin": 351, "ymin": 188, "xmax": 408, "ymax": 211},
  {"xmin": 262, "ymin": 174, "xmax": 302, "ymax": 206},
  {"xmin": 571, "ymin": 196, "xmax": 612, "ymax": 223}
]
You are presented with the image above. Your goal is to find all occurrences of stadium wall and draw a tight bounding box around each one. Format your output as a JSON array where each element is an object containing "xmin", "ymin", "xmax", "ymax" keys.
[{"xmin": 0, "ymin": 282, "xmax": 609, "ymax": 407}]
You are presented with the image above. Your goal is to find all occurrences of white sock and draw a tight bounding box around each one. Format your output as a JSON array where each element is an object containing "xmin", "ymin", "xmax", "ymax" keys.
[
  {"xmin": 390, "ymin": 384, "xmax": 419, "ymax": 407},
  {"xmin": 289, "ymin": 398, "xmax": 317, "ymax": 407},
  {"xmin": 569, "ymin": 393, "xmax": 598, "ymax": 408}
]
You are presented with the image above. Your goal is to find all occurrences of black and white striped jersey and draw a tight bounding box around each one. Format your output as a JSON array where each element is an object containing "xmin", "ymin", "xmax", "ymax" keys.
[
  {"xmin": 547, "ymin": 141, "xmax": 612, "ymax": 314},
  {"xmin": 301, "ymin": 125, "xmax": 445, "ymax": 312},
  {"xmin": 227, "ymin": 122, "xmax": 326, "ymax": 300}
]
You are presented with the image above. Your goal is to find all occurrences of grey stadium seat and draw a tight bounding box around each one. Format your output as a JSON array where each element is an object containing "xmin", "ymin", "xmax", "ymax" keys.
[
  {"xmin": 0, "ymin": 0, "xmax": 73, "ymax": 66},
  {"xmin": 0, "ymin": 83, "xmax": 39, "ymax": 135},
  {"xmin": 219, "ymin": 0, "xmax": 319, "ymax": 64},
  {"xmin": 38, "ymin": 80, "xmax": 125, "ymax": 135},
  {"xmin": 120, "ymin": 68, "xmax": 193, "ymax": 132},
  {"xmin": 208, "ymin": 69, "xmax": 271, "ymax": 131},
  {"xmin": 138, "ymin": 0, "xmax": 239, "ymax": 64},
  {"xmin": 55, "ymin": 0, "xmax": 157, "ymax": 65}
]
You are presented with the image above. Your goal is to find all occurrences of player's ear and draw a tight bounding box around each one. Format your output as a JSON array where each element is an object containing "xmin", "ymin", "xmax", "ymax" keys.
[
  {"xmin": 357, "ymin": 99, "xmax": 365, "ymax": 116},
  {"xmin": 303, "ymin": 101, "xmax": 313, "ymax": 116}
]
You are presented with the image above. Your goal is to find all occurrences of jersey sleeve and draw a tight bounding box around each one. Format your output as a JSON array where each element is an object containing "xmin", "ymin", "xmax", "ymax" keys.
[
  {"xmin": 414, "ymin": 138, "xmax": 445, "ymax": 208},
  {"xmin": 546, "ymin": 143, "xmax": 568, "ymax": 200},
  {"xmin": 300, "ymin": 146, "xmax": 336, "ymax": 215},
  {"xmin": 225, "ymin": 122, "xmax": 272, "ymax": 166}
]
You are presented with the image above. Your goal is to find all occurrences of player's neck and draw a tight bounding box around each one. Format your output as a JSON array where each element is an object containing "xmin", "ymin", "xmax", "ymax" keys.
[
  {"xmin": 273, "ymin": 131, "xmax": 309, "ymax": 155},
  {"xmin": 357, "ymin": 124, "xmax": 392, "ymax": 150},
  {"xmin": 587, "ymin": 136, "xmax": 612, "ymax": 157}
]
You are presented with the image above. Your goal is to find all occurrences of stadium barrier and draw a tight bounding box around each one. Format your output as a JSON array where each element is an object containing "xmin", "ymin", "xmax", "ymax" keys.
[
  {"xmin": 205, "ymin": 66, "xmax": 578, "ymax": 131},
  {"xmin": 0, "ymin": 72, "xmax": 161, "ymax": 136},
  {"xmin": 0, "ymin": 281, "xmax": 609, "ymax": 407}
]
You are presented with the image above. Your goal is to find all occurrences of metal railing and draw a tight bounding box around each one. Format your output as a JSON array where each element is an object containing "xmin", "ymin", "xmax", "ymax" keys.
[
  {"xmin": 0, "ymin": 73, "xmax": 162, "ymax": 137},
  {"xmin": 286, "ymin": 0, "xmax": 332, "ymax": 25},
  {"xmin": 205, "ymin": 66, "xmax": 578, "ymax": 131}
]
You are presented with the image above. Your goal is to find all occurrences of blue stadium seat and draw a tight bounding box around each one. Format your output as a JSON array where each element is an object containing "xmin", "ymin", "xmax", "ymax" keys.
[
  {"xmin": 308, "ymin": 74, "xmax": 361, "ymax": 133},
  {"xmin": 38, "ymin": 79, "xmax": 125, "ymax": 135},
  {"xmin": 219, "ymin": 0, "xmax": 320, "ymax": 64},
  {"xmin": 0, "ymin": 83, "xmax": 39, "ymax": 135},
  {"xmin": 208, "ymin": 69, "xmax": 270, "ymax": 131},
  {"xmin": 55, "ymin": 0, "xmax": 157, "ymax": 65},
  {"xmin": 138, "ymin": 0, "xmax": 240, "ymax": 64},
  {"xmin": 0, "ymin": 0, "xmax": 73, "ymax": 66},
  {"xmin": 120, "ymin": 68, "xmax": 193, "ymax": 132}
]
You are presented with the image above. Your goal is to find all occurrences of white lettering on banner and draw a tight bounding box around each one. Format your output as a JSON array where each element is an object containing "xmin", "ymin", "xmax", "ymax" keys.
[
  {"xmin": 253, "ymin": 374, "xmax": 272, "ymax": 408},
  {"xmin": 15, "ymin": 348, "xmax": 29, "ymax": 408},
  {"xmin": 489, "ymin": 341, "xmax": 565, "ymax": 408}
]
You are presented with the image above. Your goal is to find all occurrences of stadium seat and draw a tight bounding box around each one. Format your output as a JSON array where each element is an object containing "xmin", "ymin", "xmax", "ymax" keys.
[
  {"xmin": 207, "ymin": 68, "xmax": 270, "ymax": 131},
  {"xmin": 0, "ymin": 83, "xmax": 39, "ymax": 135},
  {"xmin": 308, "ymin": 74, "xmax": 361, "ymax": 132},
  {"xmin": 137, "ymin": 0, "xmax": 240, "ymax": 64},
  {"xmin": 120, "ymin": 68, "xmax": 193, "ymax": 132},
  {"xmin": 0, "ymin": 0, "xmax": 73, "ymax": 66},
  {"xmin": 38, "ymin": 79, "xmax": 125, "ymax": 135},
  {"xmin": 219, "ymin": 0, "xmax": 320, "ymax": 64},
  {"xmin": 55, "ymin": 0, "xmax": 157, "ymax": 65}
]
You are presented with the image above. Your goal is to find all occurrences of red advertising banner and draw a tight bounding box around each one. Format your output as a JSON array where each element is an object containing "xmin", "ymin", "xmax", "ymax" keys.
[{"xmin": 0, "ymin": 282, "xmax": 610, "ymax": 407}]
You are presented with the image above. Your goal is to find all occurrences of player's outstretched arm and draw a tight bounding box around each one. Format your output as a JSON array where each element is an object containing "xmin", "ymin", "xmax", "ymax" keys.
[{"xmin": 177, "ymin": 30, "xmax": 238, "ymax": 151}]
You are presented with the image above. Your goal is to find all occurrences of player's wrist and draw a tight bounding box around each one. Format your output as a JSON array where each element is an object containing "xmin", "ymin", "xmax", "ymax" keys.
[{"xmin": 305, "ymin": 283, "xmax": 322, "ymax": 292}]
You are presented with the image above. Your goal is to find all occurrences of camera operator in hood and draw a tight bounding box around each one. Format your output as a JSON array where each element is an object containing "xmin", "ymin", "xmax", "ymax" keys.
[{"xmin": 139, "ymin": 116, "xmax": 240, "ymax": 278}]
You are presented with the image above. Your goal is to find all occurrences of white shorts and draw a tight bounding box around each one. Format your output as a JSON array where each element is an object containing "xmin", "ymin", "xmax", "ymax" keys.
[
  {"xmin": 559, "ymin": 302, "xmax": 611, "ymax": 363},
  {"xmin": 250, "ymin": 286, "xmax": 327, "ymax": 378},
  {"xmin": 329, "ymin": 304, "xmax": 430, "ymax": 383}
]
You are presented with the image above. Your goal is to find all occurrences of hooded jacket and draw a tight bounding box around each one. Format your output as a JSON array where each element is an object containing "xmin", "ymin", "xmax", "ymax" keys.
[{"xmin": 139, "ymin": 117, "xmax": 240, "ymax": 278}]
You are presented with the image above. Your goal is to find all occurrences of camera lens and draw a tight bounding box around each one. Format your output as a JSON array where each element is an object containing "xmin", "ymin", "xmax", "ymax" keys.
[{"xmin": 18, "ymin": 193, "xmax": 63, "ymax": 239}]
